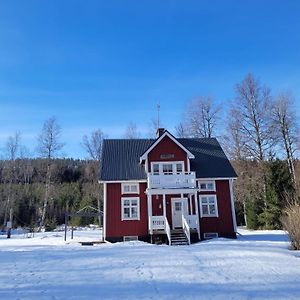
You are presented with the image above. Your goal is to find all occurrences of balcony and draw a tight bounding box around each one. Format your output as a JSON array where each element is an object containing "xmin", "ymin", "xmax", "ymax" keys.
[{"xmin": 147, "ymin": 172, "xmax": 196, "ymax": 189}]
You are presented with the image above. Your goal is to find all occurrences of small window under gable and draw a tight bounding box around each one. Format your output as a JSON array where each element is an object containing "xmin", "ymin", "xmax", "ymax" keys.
[
  {"xmin": 199, "ymin": 180, "xmax": 216, "ymax": 191},
  {"xmin": 121, "ymin": 182, "xmax": 139, "ymax": 194}
]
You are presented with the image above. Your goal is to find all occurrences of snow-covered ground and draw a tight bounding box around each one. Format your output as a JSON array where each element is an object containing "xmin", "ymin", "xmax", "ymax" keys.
[{"xmin": 0, "ymin": 228, "xmax": 300, "ymax": 300}]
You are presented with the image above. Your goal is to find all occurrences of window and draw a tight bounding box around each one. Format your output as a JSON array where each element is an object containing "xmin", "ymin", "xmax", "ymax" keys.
[
  {"xmin": 200, "ymin": 195, "xmax": 218, "ymax": 217},
  {"xmin": 199, "ymin": 181, "xmax": 215, "ymax": 191},
  {"xmin": 163, "ymin": 163, "xmax": 173, "ymax": 175},
  {"xmin": 124, "ymin": 236, "xmax": 138, "ymax": 242},
  {"xmin": 121, "ymin": 197, "xmax": 140, "ymax": 220},
  {"xmin": 152, "ymin": 164, "xmax": 159, "ymax": 175},
  {"xmin": 151, "ymin": 161, "xmax": 184, "ymax": 175},
  {"xmin": 122, "ymin": 183, "xmax": 139, "ymax": 194},
  {"xmin": 204, "ymin": 232, "xmax": 218, "ymax": 239},
  {"xmin": 175, "ymin": 202, "xmax": 182, "ymax": 211},
  {"xmin": 176, "ymin": 163, "xmax": 183, "ymax": 174}
]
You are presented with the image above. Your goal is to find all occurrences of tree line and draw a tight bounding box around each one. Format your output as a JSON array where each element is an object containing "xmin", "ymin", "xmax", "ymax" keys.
[{"xmin": 1, "ymin": 73, "xmax": 299, "ymax": 243}]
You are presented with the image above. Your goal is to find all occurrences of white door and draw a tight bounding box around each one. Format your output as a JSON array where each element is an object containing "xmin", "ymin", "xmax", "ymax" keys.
[{"xmin": 172, "ymin": 199, "xmax": 187, "ymax": 229}]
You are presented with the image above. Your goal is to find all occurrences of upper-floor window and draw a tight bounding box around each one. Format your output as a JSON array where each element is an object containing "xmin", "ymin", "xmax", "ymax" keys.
[
  {"xmin": 151, "ymin": 161, "xmax": 184, "ymax": 175},
  {"xmin": 162, "ymin": 163, "xmax": 173, "ymax": 175},
  {"xmin": 152, "ymin": 163, "xmax": 159, "ymax": 175},
  {"xmin": 121, "ymin": 183, "xmax": 139, "ymax": 194},
  {"xmin": 199, "ymin": 180, "xmax": 216, "ymax": 191}
]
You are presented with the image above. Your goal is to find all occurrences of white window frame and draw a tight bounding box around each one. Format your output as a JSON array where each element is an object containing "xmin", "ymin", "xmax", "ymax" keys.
[
  {"xmin": 198, "ymin": 180, "xmax": 216, "ymax": 191},
  {"xmin": 123, "ymin": 236, "xmax": 138, "ymax": 242},
  {"xmin": 199, "ymin": 195, "xmax": 218, "ymax": 217},
  {"xmin": 121, "ymin": 197, "xmax": 140, "ymax": 221},
  {"xmin": 150, "ymin": 161, "xmax": 184, "ymax": 175},
  {"xmin": 203, "ymin": 232, "xmax": 218, "ymax": 239},
  {"xmin": 121, "ymin": 182, "xmax": 139, "ymax": 194}
]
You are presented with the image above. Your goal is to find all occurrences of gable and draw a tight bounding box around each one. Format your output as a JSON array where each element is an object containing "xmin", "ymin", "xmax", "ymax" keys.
[
  {"xmin": 147, "ymin": 135, "xmax": 189, "ymax": 171},
  {"xmin": 140, "ymin": 131, "xmax": 195, "ymax": 162}
]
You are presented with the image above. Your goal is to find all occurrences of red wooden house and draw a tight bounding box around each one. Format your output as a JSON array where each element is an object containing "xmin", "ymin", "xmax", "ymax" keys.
[{"xmin": 100, "ymin": 129, "xmax": 237, "ymax": 245}]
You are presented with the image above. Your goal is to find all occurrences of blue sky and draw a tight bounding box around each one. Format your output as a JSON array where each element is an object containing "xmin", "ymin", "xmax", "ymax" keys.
[{"xmin": 0, "ymin": 1, "xmax": 299, "ymax": 158}]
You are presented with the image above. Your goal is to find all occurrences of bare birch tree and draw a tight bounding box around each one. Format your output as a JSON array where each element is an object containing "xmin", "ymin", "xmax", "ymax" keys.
[
  {"xmin": 272, "ymin": 92, "xmax": 298, "ymax": 184},
  {"xmin": 37, "ymin": 117, "xmax": 64, "ymax": 230},
  {"xmin": 123, "ymin": 122, "xmax": 140, "ymax": 139},
  {"xmin": 183, "ymin": 96, "xmax": 220, "ymax": 138},
  {"xmin": 82, "ymin": 129, "xmax": 106, "ymax": 161},
  {"xmin": 175, "ymin": 122, "xmax": 189, "ymax": 138},
  {"xmin": 3, "ymin": 132, "xmax": 21, "ymax": 227},
  {"xmin": 233, "ymin": 73, "xmax": 275, "ymax": 161}
]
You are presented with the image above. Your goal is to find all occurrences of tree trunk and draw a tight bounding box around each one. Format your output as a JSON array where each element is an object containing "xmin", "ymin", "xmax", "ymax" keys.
[{"xmin": 39, "ymin": 162, "xmax": 51, "ymax": 231}]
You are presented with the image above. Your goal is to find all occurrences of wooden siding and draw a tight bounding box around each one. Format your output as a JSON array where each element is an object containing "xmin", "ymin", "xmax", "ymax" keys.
[
  {"xmin": 106, "ymin": 182, "xmax": 148, "ymax": 238},
  {"xmin": 199, "ymin": 180, "xmax": 234, "ymax": 235}
]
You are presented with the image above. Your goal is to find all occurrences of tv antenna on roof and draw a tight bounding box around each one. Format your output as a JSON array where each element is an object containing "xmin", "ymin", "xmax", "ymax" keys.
[{"xmin": 157, "ymin": 102, "xmax": 160, "ymax": 130}]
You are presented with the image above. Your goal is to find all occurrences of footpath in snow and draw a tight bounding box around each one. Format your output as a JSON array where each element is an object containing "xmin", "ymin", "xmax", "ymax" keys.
[{"xmin": 0, "ymin": 228, "xmax": 300, "ymax": 300}]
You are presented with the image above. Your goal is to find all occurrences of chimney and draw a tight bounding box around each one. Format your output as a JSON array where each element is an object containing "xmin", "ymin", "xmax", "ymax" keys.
[{"xmin": 156, "ymin": 128, "xmax": 165, "ymax": 138}]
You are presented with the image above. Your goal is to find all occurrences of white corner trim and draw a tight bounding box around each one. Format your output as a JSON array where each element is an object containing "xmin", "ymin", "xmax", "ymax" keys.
[
  {"xmin": 140, "ymin": 131, "xmax": 195, "ymax": 162},
  {"xmin": 103, "ymin": 182, "xmax": 107, "ymax": 241},
  {"xmin": 229, "ymin": 179, "xmax": 237, "ymax": 232}
]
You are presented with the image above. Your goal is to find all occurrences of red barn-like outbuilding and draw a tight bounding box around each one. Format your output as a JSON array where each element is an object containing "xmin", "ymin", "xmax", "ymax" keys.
[{"xmin": 100, "ymin": 129, "xmax": 237, "ymax": 245}]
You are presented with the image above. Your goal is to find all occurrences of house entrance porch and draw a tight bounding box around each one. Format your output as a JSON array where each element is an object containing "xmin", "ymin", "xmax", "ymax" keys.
[{"xmin": 146, "ymin": 188, "xmax": 200, "ymax": 245}]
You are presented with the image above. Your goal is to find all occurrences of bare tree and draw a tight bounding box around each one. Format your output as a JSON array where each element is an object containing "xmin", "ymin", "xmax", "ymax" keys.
[
  {"xmin": 82, "ymin": 129, "xmax": 106, "ymax": 161},
  {"xmin": 272, "ymin": 92, "xmax": 298, "ymax": 184},
  {"xmin": 3, "ymin": 132, "xmax": 21, "ymax": 227},
  {"xmin": 223, "ymin": 107, "xmax": 247, "ymax": 160},
  {"xmin": 175, "ymin": 122, "xmax": 189, "ymax": 138},
  {"xmin": 233, "ymin": 73, "xmax": 275, "ymax": 161},
  {"xmin": 184, "ymin": 96, "xmax": 220, "ymax": 138},
  {"xmin": 123, "ymin": 122, "xmax": 140, "ymax": 139},
  {"xmin": 37, "ymin": 117, "xmax": 64, "ymax": 230},
  {"xmin": 82, "ymin": 129, "xmax": 106, "ymax": 234}
]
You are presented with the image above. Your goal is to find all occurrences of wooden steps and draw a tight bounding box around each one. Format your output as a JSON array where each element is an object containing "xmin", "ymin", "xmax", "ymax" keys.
[{"xmin": 170, "ymin": 229, "xmax": 189, "ymax": 246}]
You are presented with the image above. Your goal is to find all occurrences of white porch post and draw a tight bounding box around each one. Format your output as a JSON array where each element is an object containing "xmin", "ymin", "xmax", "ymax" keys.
[
  {"xmin": 162, "ymin": 193, "xmax": 166, "ymax": 219},
  {"xmin": 194, "ymin": 191, "xmax": 201, "ymax": 239},
  {"xmin": 181, "ymin": 193, "xmax": 184, "ymax": 215},
  {"xmin": 147, "ymin": 193, "xmax": 153, "ymax": 235},
  {"xmin": 188, "ymin": 194, "xmax": 192, "ymax": 215}
]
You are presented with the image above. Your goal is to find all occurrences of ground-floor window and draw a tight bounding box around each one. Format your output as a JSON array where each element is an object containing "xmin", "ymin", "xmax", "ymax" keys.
[
  {"xmin": 199, "ymin": 195, "xmax": 218, "ymax": 217},
  {"xmin": 204, "ymin": 232, "xmax": 218, "ymax": 239},
  {"xmin": 121, "ymin": 197, "xmax": 140, "ymax": 220}
]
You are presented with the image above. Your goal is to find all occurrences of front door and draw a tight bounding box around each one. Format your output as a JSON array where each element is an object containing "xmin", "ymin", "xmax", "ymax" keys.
[{"xmin": 171, "ymin": 199, "xmax": 187, "ymax": 229}]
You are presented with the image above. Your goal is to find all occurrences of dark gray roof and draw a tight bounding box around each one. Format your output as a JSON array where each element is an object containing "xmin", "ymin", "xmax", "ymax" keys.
[{"xmin": 99, "ymin": 137, "xmax": 237, "ymax": 181}]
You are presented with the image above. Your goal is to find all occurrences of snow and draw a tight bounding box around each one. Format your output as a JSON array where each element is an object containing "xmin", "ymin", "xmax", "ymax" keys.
[{"xmin": 0, "ymin": 228, "xmax": 300, "ymax": 299}]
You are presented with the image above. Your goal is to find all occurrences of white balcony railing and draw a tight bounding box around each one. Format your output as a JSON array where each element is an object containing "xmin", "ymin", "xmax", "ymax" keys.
[
  {"xmin": 148, "ymin": 172, "xmax": 196, "ymax": 189},
  {"xmin": 182, "ymin": 214, "xmax": 191, "ymax": 245},
  {"xmin": 150, "ymin": 215, "xmax": 165, "ymax": 230},
  {"xmin": 186, "ymin": 215, "xmax": 198, "ymax": 229}
]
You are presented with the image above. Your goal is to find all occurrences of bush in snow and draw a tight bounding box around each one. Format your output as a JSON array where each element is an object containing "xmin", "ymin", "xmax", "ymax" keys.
[{"xmin": 281, "ymin": 204, "xmax": 300, "ymax": 250}]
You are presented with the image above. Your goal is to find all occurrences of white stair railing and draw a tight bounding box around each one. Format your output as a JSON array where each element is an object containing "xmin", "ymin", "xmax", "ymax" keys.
[
  {"xmin": 182, "ymin": 214, "xmax": 191, "ymax": 245},
  {"xmin": 165, "ymin": 217, "xmax": 171, "ymax": 245}
]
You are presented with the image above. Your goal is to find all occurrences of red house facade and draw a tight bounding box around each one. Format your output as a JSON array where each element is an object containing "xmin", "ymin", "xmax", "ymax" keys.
[{"xmin": 100, "ymin": 129, "xmax": 237, "ymax": 245}]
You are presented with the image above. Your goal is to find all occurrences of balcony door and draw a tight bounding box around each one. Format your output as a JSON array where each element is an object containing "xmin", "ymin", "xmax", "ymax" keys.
[{"xmin": 171, "ymin": 198, "xmax": 188, "ymax": 229}]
